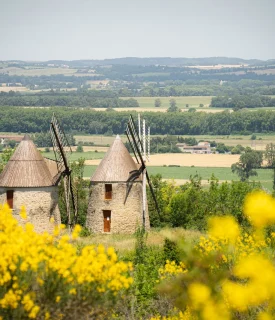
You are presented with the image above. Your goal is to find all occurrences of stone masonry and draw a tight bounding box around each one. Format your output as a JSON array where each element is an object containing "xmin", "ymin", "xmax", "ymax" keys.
[
  {"xmin": 0, "ymin": 187, "xmax": 61, "ymax": 233},
  {"xmin": 87, "ymin": 182, "xmax": 150, "ymax": 234}
]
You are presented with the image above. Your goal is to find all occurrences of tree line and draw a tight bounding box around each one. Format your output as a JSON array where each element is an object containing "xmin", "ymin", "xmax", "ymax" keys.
[
  {"xmin": 0, "ymin": 93, "xmax": 139, "ymax": 108},
  {"xmin": 3, "ymin": 107, "xmax": 275, "ymax": 135},
  {"xmin": 211, "ymin": 95, "xmax": 275, "ymax": 110}
]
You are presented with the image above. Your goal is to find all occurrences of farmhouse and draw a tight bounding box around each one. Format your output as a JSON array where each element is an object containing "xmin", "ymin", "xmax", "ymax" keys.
[
  {"xmin": 0, "ymin": 135, "xmax": 23, "ymax": 146},
  {"xmin": 176, "ymin": 141, "xmax": 211, "ymax": 154},
  {"xmin": 0, "ymin": 135, "xmax": 61, "ymax": 233},
  {"xmin": 86, "ymin": 135, "xmax": 149, "ymax": 234}
]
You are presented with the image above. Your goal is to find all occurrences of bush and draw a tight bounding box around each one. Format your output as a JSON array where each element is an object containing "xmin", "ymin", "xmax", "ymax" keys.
[
  {"xmin": 0, "ymin": 205, "xmax": 133, "ymax": 320},
  {"xmin": 76, "ymin": 144, "xmax": 83, "ymax": 152}
]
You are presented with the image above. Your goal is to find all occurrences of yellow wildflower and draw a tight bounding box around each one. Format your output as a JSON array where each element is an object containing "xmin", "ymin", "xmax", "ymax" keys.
[
  {"xmin": 208, "ymin": 216, "xmax": 240, "ymax": 242},
  {"xmin": 244, "ymin": 191, "xmax": 275, "ymax": 228}
]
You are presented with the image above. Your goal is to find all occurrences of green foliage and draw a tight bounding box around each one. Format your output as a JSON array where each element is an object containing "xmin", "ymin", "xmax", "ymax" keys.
[
  {"xmin": 231, "ymin": 147, "xmax": 263, "ymax": 181},
  {"xmin": 149, "ymin": 173, "xmax": 262, "ymax": 230},
  {"xmin": 4, "ymin": 107, "xmax": 275, "ymax": 135},
  {"xmin": 58, "ymin": 158, "xmax": 88, "ymax": 226},
  {"xmin": 76, "ymin": 144, "xmax": 83, "ymax": 152},
  {"xmin": 0, "ymin": 148, "xmax": 14, "ymax": 173},
  {"xmin": 154, "ymin": 98, "xmax": 161, "ymax": 108},
  {"xmin": 163, "ymin": 238, "xmax": 180, "ymax": 264},
  {"xmin": 131, "ymin": 227, "xmax": 165, "ymax": 318}
]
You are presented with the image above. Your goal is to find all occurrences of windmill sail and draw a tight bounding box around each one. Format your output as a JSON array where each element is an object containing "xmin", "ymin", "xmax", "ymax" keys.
[
  {"xmin": 125, "ymin": 114, "xmax": 161, "ymax": 222},
  {"xmin": 50, "ymin": 113, "xmax": 77, "ymax": 226}
]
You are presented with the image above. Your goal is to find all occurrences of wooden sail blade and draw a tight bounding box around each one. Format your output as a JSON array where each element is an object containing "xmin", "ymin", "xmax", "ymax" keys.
[{"xmin": 50, "ymin": 113, "xmax": 72, "ymax": 175}]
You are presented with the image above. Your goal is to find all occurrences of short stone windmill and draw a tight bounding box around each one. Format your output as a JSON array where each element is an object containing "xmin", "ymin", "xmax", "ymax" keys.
[
  {"xmin": 0, "ymin": 134, "xmax": 61, "ymax": 233},
  {"xmin": 50, "ymin": 114, "xmax": 77, "ymax": 229}
]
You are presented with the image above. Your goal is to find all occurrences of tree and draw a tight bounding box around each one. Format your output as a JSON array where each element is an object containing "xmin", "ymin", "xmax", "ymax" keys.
[
  {"xmin": 231, "ymin": 148, "xmax": 263, "ymax": 181},
  {"xmin": 264, "ymin": 143, "xmax": 275, "ymax": 167},
  {"xmin": 264, "ymin": 143, "xmax": 275, "ymax": 191},
  {"xmin": 154, "ymin": 98, "xmax": 161, "ymax": 108},
  {"xmin": 167, "ymin": 99, "xmax": 180, "ymax": 112},
  {"xmin": 76, "ymin": 144, "xmax": 83, "ymax": 152},
  {"xmin": 0, "ymin": 148, "xmax": 14, "ymax": 173}
]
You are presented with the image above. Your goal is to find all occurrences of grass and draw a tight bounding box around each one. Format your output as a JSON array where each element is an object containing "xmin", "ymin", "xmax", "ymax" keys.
[
  {"xmin": 120, "ymin": 96, "xmax": 213, "ymax": 109},
  {"xmin": 75, "ymin": 135, "xmax": 127, "ymax": 145},
  {"xmin": 83, "ymin": 165, "xmax": 274, "ymax": 190},
  {"xmin": 43, "ymin": 151, "xmax": 105, "ymax": 162},
  {"xmin": 78, "ymin": 228, "xmax": 202, "ymax": 255}
]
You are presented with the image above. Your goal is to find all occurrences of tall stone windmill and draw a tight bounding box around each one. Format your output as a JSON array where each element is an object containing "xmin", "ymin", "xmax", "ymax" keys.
[{"xmin": 86, "ymin": 114, "xmax": 159, "ymax": 234}]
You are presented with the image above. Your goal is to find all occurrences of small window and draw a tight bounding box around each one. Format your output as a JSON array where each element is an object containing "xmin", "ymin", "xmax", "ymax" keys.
[
  {"xmin": 7, "ymin": 190, "xmax": 14, "ymax": 209},
  {"xmin": 105, "ymin": 184, "xmax": 112, "ymax": 200}
]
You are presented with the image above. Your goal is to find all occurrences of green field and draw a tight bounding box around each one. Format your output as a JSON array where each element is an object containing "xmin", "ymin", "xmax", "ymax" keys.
[
  {"xmin": 75, "ymin": 135, "xmax": 127, "ymax": 145},
  {"xmin": 120, "ymin": 96, "xmax": 213, "ymax": 109},
  {"xmin": 83, "ymin": 166, "xmax": 273, "ymax": 190},
  {"xmin": 43, "ymin": 151, "xmax": 105, "ymax": 162}
]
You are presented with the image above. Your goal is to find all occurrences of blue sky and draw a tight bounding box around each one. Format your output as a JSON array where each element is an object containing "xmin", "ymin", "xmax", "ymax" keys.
[{"xmin": 0, "ymin": 0, "xmax": 274, "ymax": 60}]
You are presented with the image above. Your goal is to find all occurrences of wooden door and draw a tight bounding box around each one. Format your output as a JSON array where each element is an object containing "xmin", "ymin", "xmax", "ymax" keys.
[
  {"xmin": 7, "ymin": 190, "xmax": 14, "ymax": 209},
  {"xmin": 103, "ymin": 210, "xmax": 111, "ymax": 232}
]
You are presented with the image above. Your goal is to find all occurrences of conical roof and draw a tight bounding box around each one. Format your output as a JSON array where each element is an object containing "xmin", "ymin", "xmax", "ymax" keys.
[
  {"xmin": 0, "ymin": 135, "xmax": 55, "ymax": 187},
  {"xmin": 91, "ymin": 135, "xmax": 141, "ymax": 182}
]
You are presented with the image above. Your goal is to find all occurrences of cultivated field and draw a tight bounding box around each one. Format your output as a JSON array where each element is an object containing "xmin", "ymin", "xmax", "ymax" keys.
[
  {"xmin": 43, "ymin": 151, "xmax": 105, "ymax": 162},
  {"xmin": 92, "ymin": 107, "xmax": 226, "ymax": 113},
  {"xmin": 0, "ymin": 67, "xmax": 79, "ymax": 76},
  {"xmin": 0, "ymin": 86, "xmax": 29, "ymax": 92},
  {"xmin": 85, "ymin": 153, "xmax": 240, "ymax": 167},
  {"xmin": 121, "ymin": 96, "xmax": 213, "ymax": 108},
  {"xmin": 83, "ymin": 165, "xmax": 273, "ymax": 191},
  {"xmin": 75, "ymin": 135, "xmax": 127, "ymax": 145}
]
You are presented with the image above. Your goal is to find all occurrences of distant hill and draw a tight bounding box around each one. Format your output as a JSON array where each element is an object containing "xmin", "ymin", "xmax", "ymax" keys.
[{"xmin": 2, "ymin": 57, "xmax": 271, "ymax": 68}]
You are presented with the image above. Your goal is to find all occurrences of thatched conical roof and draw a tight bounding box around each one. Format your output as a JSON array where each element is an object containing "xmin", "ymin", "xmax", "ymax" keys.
[
  {"xmin": 0, "ymin": 135, "xmax": 56, "ymax": 187},
  {"xmin": 91, "ymin": 135, "xmax": 141, "ymax": 182}
]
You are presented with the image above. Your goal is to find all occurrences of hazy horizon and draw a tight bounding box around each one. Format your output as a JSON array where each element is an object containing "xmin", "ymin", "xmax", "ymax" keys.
[{"xmin": 1, "ymin": 0, "xmax": 274, "ymax": 61}]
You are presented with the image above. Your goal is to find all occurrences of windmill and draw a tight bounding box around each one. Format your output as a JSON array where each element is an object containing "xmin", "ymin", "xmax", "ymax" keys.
[
  {"xmin": 50, "ymin": 113, "xmax": 77, "ymax": 229},
  {"xmin": 125, "ymin": 114, "xmax": 161, "ymax": 226}
]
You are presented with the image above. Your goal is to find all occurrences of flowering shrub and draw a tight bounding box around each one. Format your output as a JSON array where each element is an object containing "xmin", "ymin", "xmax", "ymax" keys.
[
  {"xmin": 154, "ymin": 191, "xmax": 275, "ymax": 320},
  {"xmin": 0, "ymin": 204, "xmax": 133, "ymax": 320}
]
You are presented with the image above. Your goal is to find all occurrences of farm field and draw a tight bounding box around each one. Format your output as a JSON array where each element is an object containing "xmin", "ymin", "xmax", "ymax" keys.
[
  {"xmin": 92, "ymin": 107, "xmax": 226, "ymax": 113},
  {"xmin": 43, "ymin": 151, "xmax": 105, "ymax": 162},
  {"xmin": 75, "ymin": 135, "xmax": 127, "ymax": 145},
  {"xmin": 120, "ymin": 96, "xmax": 213, "ymax": 109},
  {"xmin": 83, "ymin": 165, "xmax": 273, "ymax": 191},
  {"xmin": 0, "ymin": 67, "xmax": 80, "ymax": 76},
  {"xmin": 85, "ymin": 153, "xmax": 240, "ymax": 167}
]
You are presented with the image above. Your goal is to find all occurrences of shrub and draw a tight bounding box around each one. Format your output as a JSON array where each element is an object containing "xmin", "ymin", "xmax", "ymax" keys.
[{"xmin": 0, "ymin": 205, "xmax": 133, "ymax": 319}]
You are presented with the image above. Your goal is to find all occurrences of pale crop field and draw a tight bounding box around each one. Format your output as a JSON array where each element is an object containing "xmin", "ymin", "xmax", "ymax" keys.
[
  {"xmin": 0, "ymin": 67, "xmax": 79, "ymax": 76},
  {"xmin": 85, "ymin": 153, "xmax": 240, "ymax": 167},
  {"xmin": 0, "ymin": 86, "xmax": 29, "ymax": 92}
]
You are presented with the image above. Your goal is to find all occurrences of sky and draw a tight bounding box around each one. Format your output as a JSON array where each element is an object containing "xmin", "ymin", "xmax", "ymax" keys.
[{"xmin": 0, "ymin": 0, "xmax": 274, "ymax": 61}]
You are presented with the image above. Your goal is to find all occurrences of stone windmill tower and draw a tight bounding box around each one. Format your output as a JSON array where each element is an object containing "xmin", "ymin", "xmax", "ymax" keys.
[
  {"xmin": 0, "ymin": 135, "xmax": 61, "ymax": 233},
  {"xmin": 86, "ymin": 135, "xmax": 150, "ymax": 234}
]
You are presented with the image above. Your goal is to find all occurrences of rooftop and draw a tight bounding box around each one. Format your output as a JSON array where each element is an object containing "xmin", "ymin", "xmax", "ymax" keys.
[
  {"xmin": 0, "ymin": 135, "xmax": 58, "ymax": 188},
  {"xmin": 91, "ymin": 135, "xmax": 141, "ymax": 183}
]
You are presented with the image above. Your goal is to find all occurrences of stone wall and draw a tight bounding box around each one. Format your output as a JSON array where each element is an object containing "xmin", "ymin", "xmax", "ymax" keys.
[
  {"xmin": 86, "ymin": 182, "xmax": 150, "ymax": 234},
  {"xmin": 0, "ymin": 187, "xmax": 61, "ymax": 233}
]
